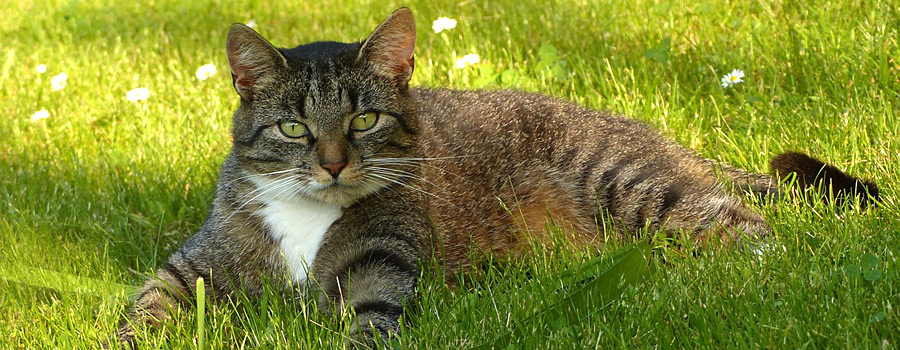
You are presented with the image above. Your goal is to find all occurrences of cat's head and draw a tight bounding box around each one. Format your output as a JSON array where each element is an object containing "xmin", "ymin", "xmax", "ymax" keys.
[{"xmin": 225, "ymin": 8, "xmax": 419, "ymax": 207}]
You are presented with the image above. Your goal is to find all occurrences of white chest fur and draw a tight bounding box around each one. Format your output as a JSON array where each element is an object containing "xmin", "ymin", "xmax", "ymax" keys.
[{"xmin": 252, "ymin": 180, "xmax": 343, "ymax": 285}]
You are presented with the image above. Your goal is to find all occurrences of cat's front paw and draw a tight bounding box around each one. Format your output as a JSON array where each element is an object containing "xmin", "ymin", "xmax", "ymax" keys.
[
  {"xmin": 346, "ymin": 321, "xmax": 397, "ymax": 349},
  {"xmin": 101, "ymin": 324, "xmax": 137, "ymax": 350}
]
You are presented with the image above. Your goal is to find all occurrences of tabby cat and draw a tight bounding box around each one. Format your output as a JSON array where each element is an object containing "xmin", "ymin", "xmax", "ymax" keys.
[{"xmin": 115, "ymin": 8, "xmax": 878, "ymax": 347}]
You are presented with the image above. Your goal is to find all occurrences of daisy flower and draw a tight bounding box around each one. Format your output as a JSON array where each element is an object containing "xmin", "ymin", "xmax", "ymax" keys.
[
  {"xmin": 195, "ymin": 63, "xmax": 217, "ymax": 81},
  {"xmin": 721, "ymin": 69, "xmax": 745, "ymax": 88},
  {"xmin": 432, "ymin": 17, "xmax": 457, "ymax": 33},
  {"xmin": 31, "ymin": 109, "xmax": 50, "ymax": 122},
  {"xmin": 455, "ymin": 53, "xmax": 480, "ymax": 69},
  {"xmin": 51, "ymin": 72, "xmax": 68, "ymax": 91},
  {"xmin": 36, "ymin": 64, "xmax": 47, "ymax": 74},
  {"xmin": 246, "ymin": 19, "xmax": 257, "ymax": 29},
  {"xmin": 126, "ymin": 87, "xmax": 150, "ymax": 102}
]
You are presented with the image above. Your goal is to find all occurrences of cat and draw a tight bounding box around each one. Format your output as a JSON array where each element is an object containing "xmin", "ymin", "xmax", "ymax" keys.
[{"xmin": 114, "ymin": 7, "xmax": 879, "ymax": 347}]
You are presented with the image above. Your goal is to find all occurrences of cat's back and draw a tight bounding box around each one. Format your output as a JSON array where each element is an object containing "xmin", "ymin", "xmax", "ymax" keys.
[
  {"xmin": 410, "ymin": 88, "xmax": 713, "ymax": 274},
  {"xmin": 412, "ymin": 88, "xmax": 676, "ymax": 162},
  {"xmin": 414, "ymin": 88, "xmax": 614, "ymax": 139}
]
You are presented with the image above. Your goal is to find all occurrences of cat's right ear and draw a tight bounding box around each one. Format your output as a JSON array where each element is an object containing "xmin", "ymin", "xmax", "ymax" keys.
[{"xmin": 226, "ymin": 24, "xmax": 289, "ymax": 99}]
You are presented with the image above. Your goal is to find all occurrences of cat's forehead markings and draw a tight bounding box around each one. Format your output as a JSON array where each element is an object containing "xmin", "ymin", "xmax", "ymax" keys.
[
  {"xmin": 339, "ymin": 86, "xmax": 352, "ymax": 113},
  {"xmin": 302, "ymin": 65, "xmax": 354, "ymax": 123},
  {"xmin": 303, "ymin": 84, "xmax": 318, "ymax": 118}
]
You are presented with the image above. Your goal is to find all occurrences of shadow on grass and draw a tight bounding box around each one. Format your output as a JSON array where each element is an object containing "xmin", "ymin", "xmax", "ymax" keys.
[{"xmin": 0, "ymin": 145, "xmax": 220, "ymax": 282}]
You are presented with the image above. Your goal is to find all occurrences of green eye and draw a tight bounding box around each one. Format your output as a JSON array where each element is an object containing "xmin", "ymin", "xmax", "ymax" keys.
[
  {"xmin": 350, "ymin": 112, "xmax": 379, "ymax": 131},
  {"xmin": 278, "ymin": 120, "xmax": 308, "ymax": 138}
]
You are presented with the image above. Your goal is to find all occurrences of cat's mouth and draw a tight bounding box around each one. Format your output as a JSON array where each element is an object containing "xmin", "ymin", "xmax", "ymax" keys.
[{"xmin": 305, "ymin": 171, "xmax": 387, "ymax": 206}]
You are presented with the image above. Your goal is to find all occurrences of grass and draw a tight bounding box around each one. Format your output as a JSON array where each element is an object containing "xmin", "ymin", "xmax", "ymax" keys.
[{"xmin": 1, "ymin": 0, "xmax": 898, "ymax": 348}]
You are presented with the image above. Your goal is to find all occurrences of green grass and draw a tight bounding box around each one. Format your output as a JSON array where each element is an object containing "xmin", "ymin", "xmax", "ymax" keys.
[{"xmin": 2, "ymin": 0, "xmax": 899, "ymax": 348}]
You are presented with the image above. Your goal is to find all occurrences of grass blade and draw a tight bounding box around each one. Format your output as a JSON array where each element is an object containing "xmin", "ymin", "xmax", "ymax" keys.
[
  {"xmin": 471, "ymin": 241, "xmax": 654, "ymax": 349},
  {"xmin": 197, "ymin": 276, "xmax": 206, "ymax": 350}
]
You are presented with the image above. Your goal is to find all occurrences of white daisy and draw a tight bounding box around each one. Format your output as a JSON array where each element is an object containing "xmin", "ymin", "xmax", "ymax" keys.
[
  {"xmin": 455, "ymin": 53, "xmax": 480, "ymax": 69},
  {"xmin": 36, "ymin": 64, "xmax": 47, "ymax": 74},
  {"xmin": 51, "ymin": 72, "xmax": 68, "ymax": 91},
  {"xmin": 246, "ymin": 19, "xmax": 257, "ymax": 29},
  {"xmin": 432, "ymin": 17, "xmax": 457, "ymax": 33},
  {"xmin": 721, "ymin": 69, "xmax": 745, "ymax": 88},
  {"xmin": 31, "ymin": 109, "xmax": 50, "ymax": 122},
  {"xmin": 195, "ymin": 63, "xmax": 217, "ymax": 81},
  {"xmin": 126, "ymin": 87, "xmax": 150, "ymax": 102}
]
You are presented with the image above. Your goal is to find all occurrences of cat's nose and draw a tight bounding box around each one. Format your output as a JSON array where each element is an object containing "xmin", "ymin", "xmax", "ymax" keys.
[{"xmin": 320, "ymin": 162, "xmax": 347, "ymax": 178}]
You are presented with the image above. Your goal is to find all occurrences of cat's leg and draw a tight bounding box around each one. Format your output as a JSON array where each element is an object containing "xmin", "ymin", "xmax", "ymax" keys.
[
  {"xmin": 316, "ymin": 228, "xmax": 422, "ymax": 345},
  {"xmin": 692, "ymin": 195, "xmax": 772, "ymax": 247},
  {"xmin": 311, "ymin": 195, "xmax": 429, "ymax": 346},
  {"xmin": 115, "ymin": 251, "xmax": 201, "ymax": 347}
]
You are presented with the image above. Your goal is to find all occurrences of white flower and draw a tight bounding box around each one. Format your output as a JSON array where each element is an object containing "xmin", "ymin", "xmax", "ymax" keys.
[
  {"xmin": 432, "ymin": 17, "xmax": 457, "ymax": 33},
  {"xmin": 195, "ymin": 63, "xmax": 217, "ymax": 81},
  {"xmin": 126, "ymin": 87, "xmax": 150, "ymax": 102},
  {"xmin": 51, "ymin": 72, "xmax": 68, "ymax": 91},
  {"xmin": 31, "ymin": 109, "xmax": 50, "ymax": 121},
  {"xmin": 721, "ymin": 69, "xmax": 745, "ymax": 88},
  {"xmin": 36, "ymin": 64, "xmax": 47, "ymax": 74},
  {"xmin": 455, "ymin": 53, "xmax": 480, "ymax": 69},
  {"xmin": 246, "ymin": 19, "xmax": 257, "ymax": 29}
]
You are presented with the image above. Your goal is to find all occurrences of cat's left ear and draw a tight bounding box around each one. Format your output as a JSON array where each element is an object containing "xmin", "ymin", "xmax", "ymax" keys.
[{"xmin": 358, "ymin": 8, "xmax": 416, "ymax": 85}]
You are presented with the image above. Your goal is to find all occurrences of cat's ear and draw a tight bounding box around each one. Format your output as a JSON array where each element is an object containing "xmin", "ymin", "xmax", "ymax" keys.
[
  {"xmin": 358, "ymin": 8, "xmax": 416, "ymax": 85},
  {"xmin": 226, "ymin": 24, "xmax": 289, "ymax": 99}
]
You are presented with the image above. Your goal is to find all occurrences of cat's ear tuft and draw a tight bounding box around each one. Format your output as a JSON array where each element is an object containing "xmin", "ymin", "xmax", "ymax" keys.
[
  {"xmin": 226, "ymin": 24, "xmax": 289, "ymax": 99},
  {"xmin": 358, "ymin": 8, "xmax": 416, "ymax": 85}
]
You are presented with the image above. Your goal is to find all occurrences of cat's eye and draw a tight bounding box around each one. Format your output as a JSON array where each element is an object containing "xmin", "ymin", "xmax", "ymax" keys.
[
  {"xmin": 350, "ymin": 112, "xmax": 379, "ymax": 131},
  {"xmin": 278, "ymin": 120, "xmax": 309, "ymax": 138}
]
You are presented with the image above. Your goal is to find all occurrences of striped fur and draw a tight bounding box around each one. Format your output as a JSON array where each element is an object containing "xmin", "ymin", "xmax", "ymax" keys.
[{"xmin": 116, "ymin": 7, "xmax": 878, "ymax": 347}]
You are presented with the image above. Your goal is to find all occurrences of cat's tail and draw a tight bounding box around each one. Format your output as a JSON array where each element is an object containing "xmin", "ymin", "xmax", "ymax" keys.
[
  {"xmin": 769, "ymin": 152, "xmax": 880, "ymax": 207},
  {"xmin": 711, "ymin": 152, "xmax": 880, "ymax": 208}
]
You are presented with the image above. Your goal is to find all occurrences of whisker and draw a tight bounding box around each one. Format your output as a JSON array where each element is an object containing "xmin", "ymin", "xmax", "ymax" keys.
[
  {"xmin": 353, "ymin": 176, "xmax": 394, "ymax": 203},
  {"xmin": 268, "ymin": 176, "xmax": 311, "ymax": 201},
  {"xmin": 244, "ymin": 178, "xmax": 310, "ymax": 220},
  {"xmin": 365, "ymin": 166, "xmax": 447, "ymax": 191},
  {"xmin": 230, "ymin": 168, "xmax": 300, "ymax": 183},
  {"xmin": 365, "ymin": 158, "xmax": 473, "ymax": 183},
  {"xmin": 365, "ymin": 176, "xmax": 416, "ymax": 207},
  {"xmin": 231, "ymin": 172, "xmax": 295, "ymax": 205},
  {"xmin": 369, "ymin": 155, "xmax": 474, "ymax": 161},
  {"xmin": 225, "ymin": 174, "xmax": 298, "ymax": 222},
  {"xmin": 364, "ymin": 172, "xmax": 453, "ymax": 205},
  {"xmin": 205, "ymin": 168, "xmax": 301, "ymax": 202}
]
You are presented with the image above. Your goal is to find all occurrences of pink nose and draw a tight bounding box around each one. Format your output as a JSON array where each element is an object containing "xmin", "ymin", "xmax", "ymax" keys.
[{"xmin": 321, "ymin": 162, "xmax": 346, "ymax": 178}]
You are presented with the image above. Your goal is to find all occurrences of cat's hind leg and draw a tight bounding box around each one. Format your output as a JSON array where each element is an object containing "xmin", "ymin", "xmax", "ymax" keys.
[{"xmin": 692, "ymin": 195, "xmax": 772, "ymax": 248}]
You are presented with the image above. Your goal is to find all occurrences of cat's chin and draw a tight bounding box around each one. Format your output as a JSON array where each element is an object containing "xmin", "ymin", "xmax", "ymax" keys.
[
  {"xmin": 303, "ymin": 180, "xmax": 386, "ymax": 208},
  {"xmin": 247, "ymin": 175, "xmax": 371, "ymax": 208}
]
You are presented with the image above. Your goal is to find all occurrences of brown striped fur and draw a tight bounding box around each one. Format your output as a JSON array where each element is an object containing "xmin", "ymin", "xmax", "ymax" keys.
[{"xmin": 115, "ymin": 8, "xmax": 878, "ymax": 348}]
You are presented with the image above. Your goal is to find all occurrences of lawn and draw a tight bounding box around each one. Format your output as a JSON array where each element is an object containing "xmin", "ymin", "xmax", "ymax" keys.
[{"xmin": 1, "ymin": 0, "xmax": 898, "ymax": 348}]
